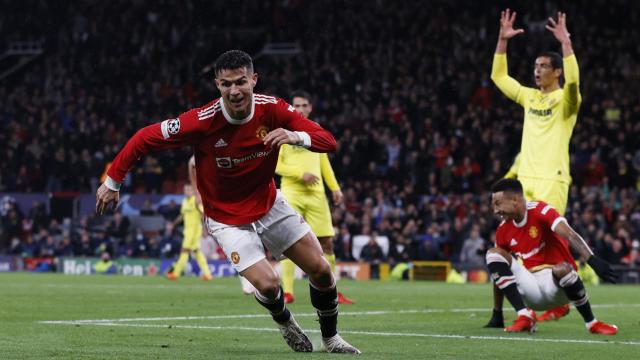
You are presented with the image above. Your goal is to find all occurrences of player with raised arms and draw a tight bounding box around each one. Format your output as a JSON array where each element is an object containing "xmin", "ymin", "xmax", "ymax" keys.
[{"xmin": 487, "ymin": 9, "xmax": 584, "ymax": 327}]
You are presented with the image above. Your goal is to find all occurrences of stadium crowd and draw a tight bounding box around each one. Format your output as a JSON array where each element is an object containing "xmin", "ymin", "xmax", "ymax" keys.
[{"xmin": 1, "ymin": 0, "xmax": 639, "ymax": 270}]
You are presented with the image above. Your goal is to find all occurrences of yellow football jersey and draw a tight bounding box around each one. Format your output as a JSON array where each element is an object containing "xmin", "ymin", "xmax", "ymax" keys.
[
  {"xmin": 492, "ymin": 54, "xmax": 581, "ymax": 184},
  {"xmin": 276, "ymin": 144, "xmax": 340, "ymax": 194},
  {"xmin": 181, "ymin": 196, "xmax": 202, "ymax": 231}
]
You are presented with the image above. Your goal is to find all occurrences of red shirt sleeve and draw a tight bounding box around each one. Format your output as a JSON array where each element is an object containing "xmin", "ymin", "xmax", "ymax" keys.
[
  {"xmin": 107, "ymin": 110, "xmax": 206, "ymax": 183},
  {"xmin": 495, "ymin": 224, "xmax": 511, "ymax": 252},
  {"xmin": 535, "ymin": 202, "xmax": 564, "ymax": 232},
  {"xmin": 273, "ymin": 99, "xmax": 337, "ymax": 152}
]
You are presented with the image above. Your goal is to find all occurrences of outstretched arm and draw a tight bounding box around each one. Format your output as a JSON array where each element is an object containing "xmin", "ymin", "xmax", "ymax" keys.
[
  {"xmin": 553, "ymin": 220, "xmax": 592, "ymax": 262},
  {"xmin": 547, "ymin": 12, "xmax": 581, "ymax": 113},
  {"xmin": 495, "ymin": 8, "xmax": 525, "ymax": 54},
  {"xmin": 491, "ymin": 9, "xmax": 526, "ymax": 105},
  {"xmin": 97, "ymin": 111, "xmax": 206, "ymax": 214},
  {"xmin": 554, "ymin": 220, "xmax": 617, "ymax": 283}
]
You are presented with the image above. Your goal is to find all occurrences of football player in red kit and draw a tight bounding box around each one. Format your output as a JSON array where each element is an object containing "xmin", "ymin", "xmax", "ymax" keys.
[
  {"xmin": 487, "ymin": 179, "xmax": 618, "ymax": 335},
  {"xmin": 96, "ymin": 50, "xmax": 360, "ymax": 354}
]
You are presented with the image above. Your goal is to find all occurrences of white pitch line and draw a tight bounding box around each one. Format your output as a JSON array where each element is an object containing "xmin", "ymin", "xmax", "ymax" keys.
[
  {"xmin": 40, "ymin": 310, "xmax": 423, "ymax": 324},
  {"xmin": 41, "ymin": 321, "xmax": 640, "ymax": 346},
  {"xmin": 39, "ymin": 304, "xmax": 640, "ymax": 325}
]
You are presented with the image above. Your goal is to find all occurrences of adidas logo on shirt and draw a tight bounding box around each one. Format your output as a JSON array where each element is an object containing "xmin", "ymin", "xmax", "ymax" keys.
[
  {"xmin": 215, "ymin": 138, "xmax": 228, "ymax": 148},
  {"xmin": 510, "ymin": 238, "xmax": 518, "ymax": 247}
]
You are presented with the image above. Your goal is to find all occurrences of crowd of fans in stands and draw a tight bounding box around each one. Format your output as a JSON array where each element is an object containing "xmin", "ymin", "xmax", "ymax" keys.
[{"xmin": 1, "ymin": 0, "xmax": 639, "ymax": 269}]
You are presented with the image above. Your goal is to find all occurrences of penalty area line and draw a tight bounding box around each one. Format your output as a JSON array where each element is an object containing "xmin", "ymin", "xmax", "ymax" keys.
[{"xmin": 41, "ymin": 321, "xmax": 640, "ymax": 346}]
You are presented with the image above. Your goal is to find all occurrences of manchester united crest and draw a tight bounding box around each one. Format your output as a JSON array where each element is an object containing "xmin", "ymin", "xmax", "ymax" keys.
[
  {"xmin": 255, "ymin": 125, "xmax": 269, "ymax": 139},
  {"xmin": 529, "ymin": 226, "xmax": 539, "ymax": 238},
  {"xmin": 231, "ymin": 251, "xmax": 240, "ymax": 264}
]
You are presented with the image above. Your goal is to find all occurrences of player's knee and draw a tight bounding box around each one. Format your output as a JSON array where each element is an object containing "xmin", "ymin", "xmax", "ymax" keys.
[
  {"xmin": 252, "ymin": 275, "xmax": 281, "ymax": 298},
  {"xmin": 554, "ymin": 263, "xmax": 577, "ymax": 286},
  {"xmin": 306, "ymin": 259, "xmax": 333, "ymax": 287},
  {"xmin": 486, "ymin": 247, "xmax": 511, "ymax": 266}
]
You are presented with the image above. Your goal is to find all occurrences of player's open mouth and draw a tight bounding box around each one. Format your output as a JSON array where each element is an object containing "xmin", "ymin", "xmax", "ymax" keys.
[{"xmin": 229, "ymin": 97, "xmax": 244, "ymax": 107}]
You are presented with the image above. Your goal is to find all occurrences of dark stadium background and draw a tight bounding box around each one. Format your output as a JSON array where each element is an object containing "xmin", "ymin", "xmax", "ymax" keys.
[{"xmin": 1, "ymin": 0, "xmax": 639, "ymax": 282}]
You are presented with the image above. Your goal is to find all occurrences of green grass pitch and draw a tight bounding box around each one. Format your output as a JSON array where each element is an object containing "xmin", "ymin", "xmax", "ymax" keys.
[{"xmin": 1, "ymin": 273, "xmax": 638, "ymax": 359}]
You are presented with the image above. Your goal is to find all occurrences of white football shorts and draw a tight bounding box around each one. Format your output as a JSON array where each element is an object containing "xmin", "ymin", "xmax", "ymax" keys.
[
  {"xmin": 205, "ymin": 191, "xmax": 311, "ymax": 273},
  {"xmin": 511, "ymin": 259, "xmax": 569, "ymax": 311}
]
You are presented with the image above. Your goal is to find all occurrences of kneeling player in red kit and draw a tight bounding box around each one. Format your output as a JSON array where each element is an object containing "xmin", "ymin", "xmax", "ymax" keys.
[{"xmin": 487, "ymin": 179, "xmax": 618, "ymax": 335}]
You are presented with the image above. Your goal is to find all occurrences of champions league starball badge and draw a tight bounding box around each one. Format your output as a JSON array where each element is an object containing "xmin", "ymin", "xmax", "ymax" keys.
[{"xmin": 167, "ymin": 118, "xmax": 180, "ymax": 135}]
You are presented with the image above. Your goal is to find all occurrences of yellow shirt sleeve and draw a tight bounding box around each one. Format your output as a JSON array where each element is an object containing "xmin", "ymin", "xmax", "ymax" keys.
[
  {"xmin": 562, "ymin": 54, "xmax": 581, "ymax": 116},
  {"xmin": 491, "ymin": 53, "xmax": 526, "ymax": 106},
  {"xmin": 275, "ymin": 145, "xmax": 305, "ymax": 180},
  {"xmin": 320, "ymin": 153, "xmax": 340, "ymax": 191}
]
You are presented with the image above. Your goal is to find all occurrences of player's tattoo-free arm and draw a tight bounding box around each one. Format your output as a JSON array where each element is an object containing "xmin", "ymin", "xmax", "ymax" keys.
[
  {"xmin": 491, "ymin": 10, "xmax": 525, "ymax": 104},
  {"xmin": 553, "ymin": 219, "xmax": 593, "ymax": 262},
  {"xmin": 555, "ymin": 219, "xmax": 618, "ymax": 283}
]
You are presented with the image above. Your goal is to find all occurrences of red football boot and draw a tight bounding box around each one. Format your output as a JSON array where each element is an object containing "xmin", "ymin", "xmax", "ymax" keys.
[
  {"xmin": 283, "ymin": 292, "xmax": 295, "ymax": 304},
  {"xmin": 588, "ymin": 321, "xmax": 618, "ymax": 335},
  {"xmin": 166, "ymin": 272, "xmax": 179, "ymax": 281},
  {"xmin": 538, "ymin": 304, "xmax": 570, "ymax": 322},
  {"xmin": 505, "ymin": 310, "xmax": 537, "ymax": 333},
  {"xmin": 337, "ymin": 292, "xmax": 355, "ymax": 305}
]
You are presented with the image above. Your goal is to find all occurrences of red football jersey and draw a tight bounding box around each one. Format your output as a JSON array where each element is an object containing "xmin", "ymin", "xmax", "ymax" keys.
[
  {"xmin": 495, "ymin": 201, "xmax": 576, "ymax": 270},
  {"xmin": 107, "ymin": 94, "xmax": 336, "ymax": 225}
]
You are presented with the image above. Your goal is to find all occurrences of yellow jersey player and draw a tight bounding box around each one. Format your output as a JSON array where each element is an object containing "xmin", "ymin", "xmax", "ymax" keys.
[
  {"xmin": 167, "ymin": 157, "xmax": 213, "ymax": 281},
  {"xmin": 486, "ymin": 9, "xmax": 581, "ymax": 328},
  {"xmin": 276, "ymin": 90, "xmax": 354, "ymax": 305}
]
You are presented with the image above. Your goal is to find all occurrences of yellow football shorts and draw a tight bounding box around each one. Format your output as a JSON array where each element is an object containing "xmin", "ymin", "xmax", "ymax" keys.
[
  {"xmin": 182, "ymin": 224, "xmax": 203, "ymax": 250},
  {"xmin": 281, "ymin": 189, "xmax": 335, "ymax": 237},
  {"xmin": 519, "ymin": 176, "xmax": 569, "ymax": 215}
]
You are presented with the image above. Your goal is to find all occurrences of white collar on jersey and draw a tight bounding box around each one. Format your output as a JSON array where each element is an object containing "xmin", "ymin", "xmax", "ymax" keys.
[
  {"xmin": 513, "ymin": 209, "xmax": 528, "ymax": 228},
  {"xmin": 220, "ymin": 96, "xmax": 255, "ymax": 125}
]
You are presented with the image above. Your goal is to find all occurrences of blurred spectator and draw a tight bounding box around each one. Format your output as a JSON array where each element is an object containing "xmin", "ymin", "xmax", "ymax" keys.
[
  {"xmin": 55, "ymin": 235, "xmax": 75, "ymax": 257},
  {"xmin": 158, "ymin": 199, "xmax": 180, "ymax": 222},
  {"xmin": 460, "ymin": 224, "xmax": 486, "ymax": 270},
  {"xmin": 107, "ymin": 212, "xmax": 131, "ymax": 244},
  {"xmin": 159, "ymin": 222, "xmax": 180, "ymax": 258},
  {"xmin": 139, "ymin": 199, "xmax": 157, "ymax": 216},
  {"xmin": 75, "ymin": 230, "xmax": 95, "ymax": 257},
  {"xmin": 359, "ymin": 232, "xmax": 386, "ymax": 279}
]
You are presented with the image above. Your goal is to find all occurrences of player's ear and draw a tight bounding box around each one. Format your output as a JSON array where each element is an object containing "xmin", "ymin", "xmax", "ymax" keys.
[
  {"xmin": 554, "ymin": 68, "xmax": 562, "ymax": 80},
  {"xmin": 214, "ymin": 78, "xmax": 222, "ymax": 91},
  {"xmin": 250, "ymin": 72, "xmax": 258, "ymax": 87}
]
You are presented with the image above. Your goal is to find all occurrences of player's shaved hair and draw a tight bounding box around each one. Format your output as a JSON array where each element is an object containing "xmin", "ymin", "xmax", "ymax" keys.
[
  {"xmin": 214, "ymin": 50, "xmax": 254, "ymax": 76},
  {"xmin": 491, "ymin": 178, "xmax": 524, "ymax": 195}
]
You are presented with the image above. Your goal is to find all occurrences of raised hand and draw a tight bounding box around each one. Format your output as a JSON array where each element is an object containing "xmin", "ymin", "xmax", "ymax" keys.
[
  {"xmin": 499, "ymin": 9, "xmax": 525, "ymax": 40},
  {"xmin": 546, "ymin": 12, "xmax": 571, "ymax": 44}
]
